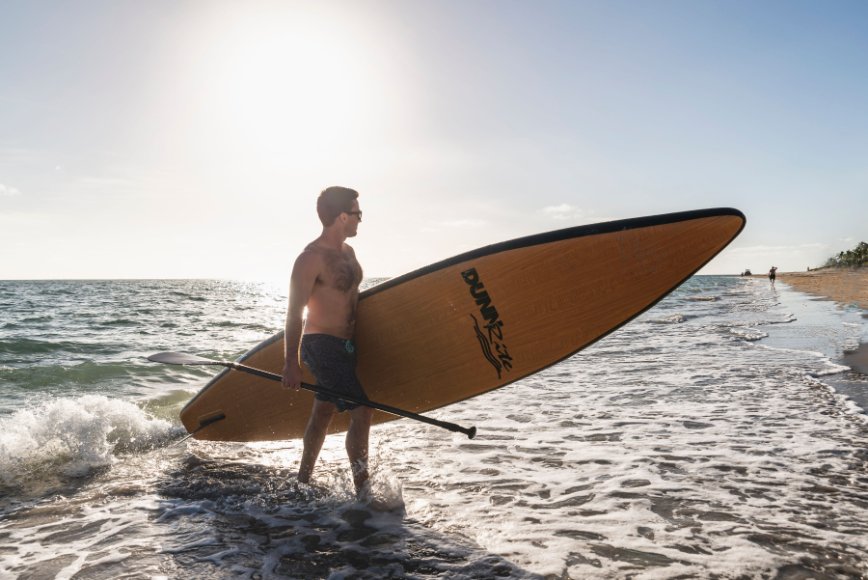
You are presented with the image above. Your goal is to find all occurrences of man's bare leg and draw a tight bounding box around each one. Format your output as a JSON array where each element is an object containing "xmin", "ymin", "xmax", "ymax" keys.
[
  {"xmin": 298, "ymin": 399, "xmax": 336, "ymax": 484},
  {"xmin": 346, "ymin": 405, "xmax": 374, "ymax": 495}
]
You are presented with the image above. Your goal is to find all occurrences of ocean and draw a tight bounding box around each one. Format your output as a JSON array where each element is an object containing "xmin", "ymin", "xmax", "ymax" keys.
[{"xmin": 1, "ymin": 276, "xmax": 867, "ymax": 579}]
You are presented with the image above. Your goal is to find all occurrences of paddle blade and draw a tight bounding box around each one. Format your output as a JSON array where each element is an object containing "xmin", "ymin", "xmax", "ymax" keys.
[{"xmin": 147, "ymin": 351, "xmax": 220, "ymax": 366}]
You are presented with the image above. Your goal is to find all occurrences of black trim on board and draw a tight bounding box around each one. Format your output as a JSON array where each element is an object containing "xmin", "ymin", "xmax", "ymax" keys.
[
  {"xmin": 360, "ymin": 207, "xmax": 745, "ymax": 299},
  {"xmin": 180, "ymin": 207, "xmax": 746, "ymax": 423}
]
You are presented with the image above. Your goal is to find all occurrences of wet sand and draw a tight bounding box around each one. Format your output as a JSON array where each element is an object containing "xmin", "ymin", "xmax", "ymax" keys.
[
  {"xmin": 842, "ymin": 347, "xmax": 868, "ymax": 375},
  {"xmin": 776, "ymin": 268, "xmax": 868, "ymax": 375}
]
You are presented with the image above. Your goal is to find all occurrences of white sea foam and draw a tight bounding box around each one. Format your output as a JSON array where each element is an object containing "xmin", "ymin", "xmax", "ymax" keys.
[
  {"xmin": 728, "ymin": 326, "xmax": 768, "ymax": 341},
  {"xmin": 649, "ymin": 313, "xmax": 686, "ymax": 324},
  {"xmin": 0, "ymin": 395, "xmax": 175, "ymax": 485},
  {"xmin": 379, "ymin": 355, "xmax": 868, "ymax": 578}
]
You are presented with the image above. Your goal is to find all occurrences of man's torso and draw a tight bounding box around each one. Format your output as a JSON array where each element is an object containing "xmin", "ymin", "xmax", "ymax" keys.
[{"xmin": 303, "ymin": 242, "xmax": 363, "ymax": 339}]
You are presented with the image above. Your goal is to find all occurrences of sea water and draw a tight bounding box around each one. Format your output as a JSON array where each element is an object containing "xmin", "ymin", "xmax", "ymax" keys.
[{"xmin": 1, "ymin": 277, "xmax": 866, "ymax": 579}]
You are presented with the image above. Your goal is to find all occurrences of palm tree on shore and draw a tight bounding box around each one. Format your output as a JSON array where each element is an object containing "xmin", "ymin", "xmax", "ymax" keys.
[{"xmin": 823, "ymin": 241, "xmax": 867, "ymax": 269}]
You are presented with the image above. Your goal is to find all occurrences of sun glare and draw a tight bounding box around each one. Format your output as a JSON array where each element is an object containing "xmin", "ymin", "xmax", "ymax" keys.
[{"xmin": 189, "ymin": 5, "xmax": 385, "ymax": 168}]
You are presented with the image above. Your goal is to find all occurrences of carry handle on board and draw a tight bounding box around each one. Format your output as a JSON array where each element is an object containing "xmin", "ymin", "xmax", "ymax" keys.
[{"xmin": 148, "ymin": 351, "xmax": 477, "ymax": 439}]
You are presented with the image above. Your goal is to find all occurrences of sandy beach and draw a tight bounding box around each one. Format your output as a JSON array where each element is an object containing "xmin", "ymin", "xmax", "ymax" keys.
[
  {"xmin": 776, "ymin": 268, "xmax": 868, "ymax": 311},
  {"xmin": 776, "ymin": 268, "xmax": 868, "ymax": 374}
]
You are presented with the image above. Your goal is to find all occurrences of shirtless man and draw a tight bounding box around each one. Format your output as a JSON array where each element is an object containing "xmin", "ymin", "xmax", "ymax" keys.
[{"xmin": 281, "ymin": 186, "xmax": 372, "ymax": 494}]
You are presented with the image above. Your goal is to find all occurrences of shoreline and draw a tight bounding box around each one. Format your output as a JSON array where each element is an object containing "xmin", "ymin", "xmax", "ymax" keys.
[{"xmin": 774, "ymin": 268, "xmax": 868, "ymax": 376}]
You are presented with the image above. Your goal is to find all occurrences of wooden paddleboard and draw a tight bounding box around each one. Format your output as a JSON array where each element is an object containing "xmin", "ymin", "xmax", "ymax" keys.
[{"xmin": 180, "ymin": 208, "xmax": 745, "ymax": 441}]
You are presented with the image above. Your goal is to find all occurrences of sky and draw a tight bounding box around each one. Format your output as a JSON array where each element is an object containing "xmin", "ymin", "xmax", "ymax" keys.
[{"xmin": 1, "ymin": 0, "xmax": 866, "ymax": 281}]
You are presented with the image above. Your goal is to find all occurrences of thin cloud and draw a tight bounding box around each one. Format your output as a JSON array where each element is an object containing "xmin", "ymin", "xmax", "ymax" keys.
[
  {"xmin": 540, "ymin": 204, "xmax": 607, "ymax": 223},
  {"xmin": 0, "ymin": 183, "xmax": 22, "ymax": 197}
]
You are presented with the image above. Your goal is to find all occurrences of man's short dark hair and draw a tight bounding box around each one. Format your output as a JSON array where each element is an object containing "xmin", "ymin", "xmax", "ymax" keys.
[{"xmin": 317, "ymin": 186, "xmax": 359, "ymax": 226}]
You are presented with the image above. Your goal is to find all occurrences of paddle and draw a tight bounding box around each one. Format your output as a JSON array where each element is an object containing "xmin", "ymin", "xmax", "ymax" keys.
[{"xmin": 148, "ymin": 351, "xmax": 477, "ymax": 439}]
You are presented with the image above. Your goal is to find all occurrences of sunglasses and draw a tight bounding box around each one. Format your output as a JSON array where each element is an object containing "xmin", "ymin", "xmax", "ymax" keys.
[{"xmin": 345, "ymin": 211, "xmax": 363, "ymax": 221}]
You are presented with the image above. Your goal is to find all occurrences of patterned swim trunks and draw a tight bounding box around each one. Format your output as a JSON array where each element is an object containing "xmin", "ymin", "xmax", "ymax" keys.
[{"xmin": 300, "ymin": 334, "xmax": 367, "ymax": 412}]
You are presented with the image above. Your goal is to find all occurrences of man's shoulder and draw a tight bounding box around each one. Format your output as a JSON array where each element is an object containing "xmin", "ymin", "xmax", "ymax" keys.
[{"xmin": 294, "ymin": 244, "xmax": 327, "ymax": 272}]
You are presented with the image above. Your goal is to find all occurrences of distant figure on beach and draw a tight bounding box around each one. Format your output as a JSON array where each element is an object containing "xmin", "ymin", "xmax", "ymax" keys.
[
  {"xmin": 768, "ymin": 266, "xmax": 777, "ymax": 284},
  {"xmin": 282, "ymin": 186, "xmax": 372, "ymax": 497}
]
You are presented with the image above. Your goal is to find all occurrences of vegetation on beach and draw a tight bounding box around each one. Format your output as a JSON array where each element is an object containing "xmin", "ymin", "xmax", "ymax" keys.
[{"xmin": 823, "ymin": 241, "xmax": 867, "ymax": 269}]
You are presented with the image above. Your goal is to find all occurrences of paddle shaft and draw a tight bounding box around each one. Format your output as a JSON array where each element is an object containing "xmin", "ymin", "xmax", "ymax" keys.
[{"xmin": 221, "ymin": 360, "xmax": 477, "ymax": 439}]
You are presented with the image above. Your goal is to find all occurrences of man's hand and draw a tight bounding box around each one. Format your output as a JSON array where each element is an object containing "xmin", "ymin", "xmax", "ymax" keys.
[{"xmin": 282, "ymin": 360, "xmax": 303, "ymax": 391}]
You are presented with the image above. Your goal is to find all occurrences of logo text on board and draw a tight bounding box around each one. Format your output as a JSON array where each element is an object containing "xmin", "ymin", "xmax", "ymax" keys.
[{"xmin": 462, "ymin": 268, "xmax": 513, "ymax": 379}]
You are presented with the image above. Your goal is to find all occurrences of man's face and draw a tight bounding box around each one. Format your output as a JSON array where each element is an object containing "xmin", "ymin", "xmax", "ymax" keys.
[{"xmin": 345, "ymin": 200, "xmax": 361, "ymax": 238}]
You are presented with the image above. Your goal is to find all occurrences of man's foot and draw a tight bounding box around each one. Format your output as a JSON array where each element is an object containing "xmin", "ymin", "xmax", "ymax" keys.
[{"xmin": 355, "ymin": 478, "xmax": 372, "ymax": 500}]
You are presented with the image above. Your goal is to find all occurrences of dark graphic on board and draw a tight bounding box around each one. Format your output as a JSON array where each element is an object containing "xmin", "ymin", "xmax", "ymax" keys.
[{"xmin": 462, "ymin": 268, "xmax": 513, "ymax": 378}]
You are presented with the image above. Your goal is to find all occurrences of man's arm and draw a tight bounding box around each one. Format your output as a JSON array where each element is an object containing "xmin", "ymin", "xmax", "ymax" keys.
[{"xmin": 282, "ymin": 251, "xmax": 319, "ymax": 390}]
